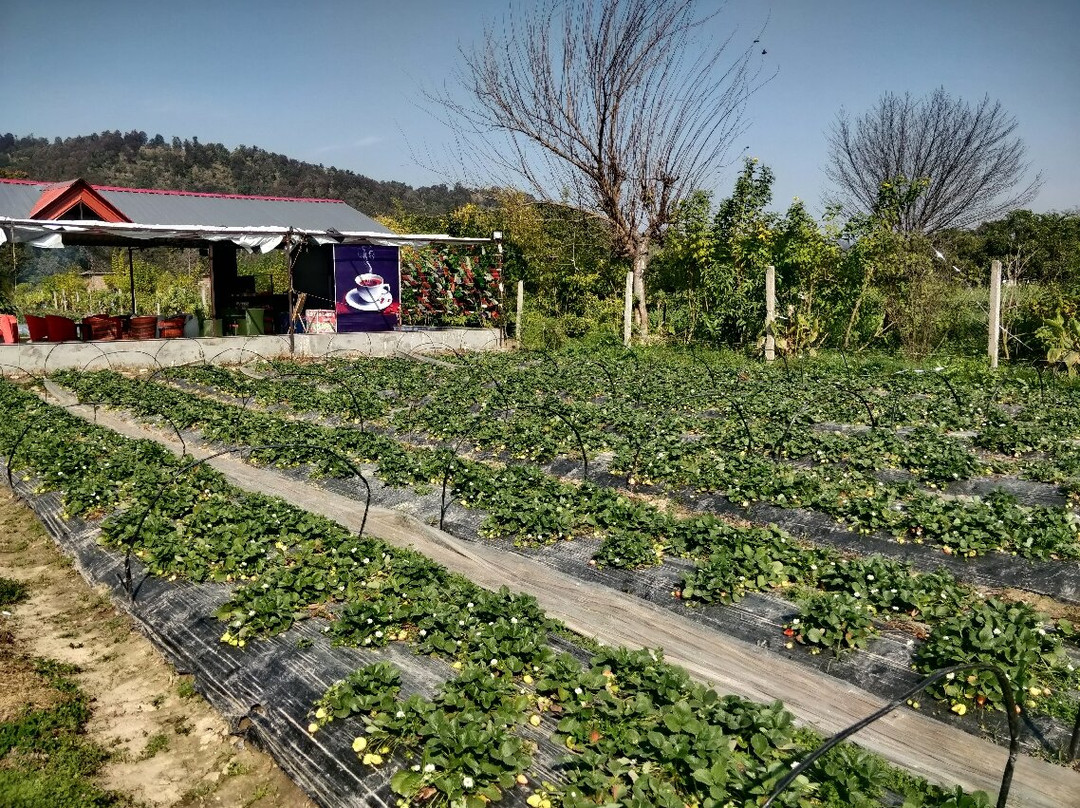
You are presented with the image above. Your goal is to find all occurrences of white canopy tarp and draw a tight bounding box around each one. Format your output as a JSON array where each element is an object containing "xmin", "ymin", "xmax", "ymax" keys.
[{"xmin": 0, "ymin": 218, "xmax": 490, "ymax": 251}]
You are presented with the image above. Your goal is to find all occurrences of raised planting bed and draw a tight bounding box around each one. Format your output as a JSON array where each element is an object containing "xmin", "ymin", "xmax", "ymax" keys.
[
  {"xmin": 2, "ymin": 376, "xmax": 1041, "ymax": 808},
  {"xmin": 40, "ymin": 359, "xmax": 1080, "ymax": 788}
]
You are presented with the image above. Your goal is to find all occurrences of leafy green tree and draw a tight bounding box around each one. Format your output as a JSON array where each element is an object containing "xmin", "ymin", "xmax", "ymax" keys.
[
  {"xmin": 771, "ymin": 200, "xmax": 842, "ymax": 352},
  {"xmin": 964, "ymin": 210, "xmax": 1080, "ymax": 286},
  {"xmin": 703, "ymin": 159, "xmax": 780, "ymax": 344},
  {"xmin": 840, "ymin": 177, "xmax": 944, "ymax": 355},
  {"xmin": 651, "ymin": 159, "xmax": 842, "ymax": 350},
  {"xmin": 643, "ymin": 189, "xmax": 715, "ymax": 339}
]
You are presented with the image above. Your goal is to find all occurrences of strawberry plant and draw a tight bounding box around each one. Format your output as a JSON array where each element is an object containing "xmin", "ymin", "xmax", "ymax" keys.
[
  {"xmin": 813, "ymin": 556, "xmax": 971, "ymax": 620},
  {"xmin": 807, "ymin": 744, "xmax": 892, "ymax": 807},
  {"xmin": 309, "ymin": 662, "xmax": 402, "ymax": 729},
  {"xmin": 592, "ymin": 530, "xmax": 664, "ymax": 569},
  {"xmin": 913, "ymin": 598, "xmax": 1072, "ymax": 715},
  {"xmin": 785, "ymin": 592, "xmax": 878, "ymax": 655},
  {"xmin": 537, "ymin": 647, "xmax": 812, "ymax": 807},
  {"xmin": 351, "ymin": 664, "xmax": 533, "ymax": 806},
  {"xmin": 680, "ymin": 542, "xmax": 802, "ymax": 605}
]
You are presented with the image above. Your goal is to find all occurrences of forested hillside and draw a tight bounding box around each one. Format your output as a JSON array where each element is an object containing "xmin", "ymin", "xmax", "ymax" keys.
[{"xmin": 0, "ymin": 131, "xmax": 475, "ymax": 217}]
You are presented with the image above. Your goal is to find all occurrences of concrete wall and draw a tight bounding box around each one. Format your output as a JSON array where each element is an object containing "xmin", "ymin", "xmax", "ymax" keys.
[{"xmin": 0, "ymin": 328, "xmax": 504, "ymax": 375}]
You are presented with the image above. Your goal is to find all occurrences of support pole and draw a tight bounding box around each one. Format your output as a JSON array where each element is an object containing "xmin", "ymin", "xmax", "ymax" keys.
[
  {"xmin": 764, "ymin": 264, "xmax": 776, "ymax": 362},
  {"xmin": 493, "ymin": 232, "xmax": 505, "ymax": 343},
  {"xmin": 4, "ymin": 225, "xmax": 18, "ymax": 306},
  {"xmin": 989, "ymin": 259, "xmax": 1002, "ymax": 369},
  {"xmin": 127, "ymin": 247, "xmax": 137, "ymax": 315},
  {"xmin": 285, "ymin": 231, "xmax": 297, "ymax": 355},
  {"xmin": 623, "ymin": 271, "xmax": 634, "ymax": 347},
  {"xmin": 516, "ymin": 280, "xmax": 524, "ymax": 340}
]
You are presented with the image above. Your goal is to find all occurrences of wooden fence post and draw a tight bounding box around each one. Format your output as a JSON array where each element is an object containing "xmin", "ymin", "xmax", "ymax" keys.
[
  {"xmin": 623, "ymin": 271, "xmax": 634, "ymax": 347},
  {"xmin": 516, "ymin": 280, "xmax": 524, "ymax": 339},
  {"xmin": 764, "ymin": 264, "xmax": 776, "ymax": 361},
  {"xmin": 988, "ymin": 259, "xmax": 1002, "ymax": 369}
]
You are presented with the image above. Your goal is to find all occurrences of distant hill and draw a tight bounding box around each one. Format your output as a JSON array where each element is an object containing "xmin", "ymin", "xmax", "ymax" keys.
[{"xmin": 0, "ymin": 131, "xmax": 476, "ymax": 218}]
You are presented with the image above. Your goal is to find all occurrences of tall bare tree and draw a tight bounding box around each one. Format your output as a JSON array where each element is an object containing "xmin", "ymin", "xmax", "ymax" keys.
[
  {"xmin": 825, "ymin": 88, "xmax": 1042, "ymax": 233},
  {"xmin": 438, "ymin": 0, "xmax": 765, "ymax": 336}
]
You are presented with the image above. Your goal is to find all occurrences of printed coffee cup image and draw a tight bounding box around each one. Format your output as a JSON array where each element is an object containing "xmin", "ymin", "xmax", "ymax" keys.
[{"xmin": 355, "ymin": 273, "xmax": 388, "ymax": 304}]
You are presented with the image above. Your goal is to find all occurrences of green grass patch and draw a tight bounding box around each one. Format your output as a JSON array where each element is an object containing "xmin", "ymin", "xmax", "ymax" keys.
[
  {"xmin": 0, "ymin": 576, "xmax": 29, "ymax": 608},
  {"xmin": 0, "ymin": 655, "xmax": 135, "ymax": 808}
]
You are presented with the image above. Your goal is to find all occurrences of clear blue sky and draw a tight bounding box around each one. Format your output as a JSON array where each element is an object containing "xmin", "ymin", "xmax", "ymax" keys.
[{"xmin": 2, "ymin": 0, "xmax": 1077, "ymax": 217}]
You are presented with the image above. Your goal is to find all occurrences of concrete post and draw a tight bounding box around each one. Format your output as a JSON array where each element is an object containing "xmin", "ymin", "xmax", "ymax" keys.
[
  {"xmin": 516, "ymin": 280, "xmax": 524, "ymax": 339},
  {"xmin": 623, "ymin": 271, "xmax": 634, "ymax": 347},
  {"xmin": 764, "ymin": 264, "xmax": 776, "ymax": 361},
  {"xmin": 989, "ymin": 259, "xmax": 1002, "ymax": 369}
]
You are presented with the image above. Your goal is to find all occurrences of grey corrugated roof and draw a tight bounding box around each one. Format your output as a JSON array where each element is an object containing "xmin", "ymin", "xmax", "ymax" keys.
[
  {"xmin": 0, "ymin": 179, "xmax": 391, "ymax": 233},
  {"xmin": 0, "ymin": 182, "xmax": 43, "ymax": 218}
]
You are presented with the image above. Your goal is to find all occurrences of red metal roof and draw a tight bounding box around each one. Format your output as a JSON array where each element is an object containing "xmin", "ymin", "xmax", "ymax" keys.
[
  {"xmin": 90, "ymin": 183, "xmax": 348, "ymax": 205},
  {"xmin": 27, "ymin": 179, "xmax": 131, "ymax": 223},
  {"xmin": 0, "ymin": 177, "xmax": 346, "ymax": 204}
]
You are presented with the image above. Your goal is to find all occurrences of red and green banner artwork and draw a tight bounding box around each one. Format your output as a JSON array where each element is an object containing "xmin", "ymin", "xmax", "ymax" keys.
[{"xmin": 399, "ymin": 245, "xmax": 501, "ymax": 327}]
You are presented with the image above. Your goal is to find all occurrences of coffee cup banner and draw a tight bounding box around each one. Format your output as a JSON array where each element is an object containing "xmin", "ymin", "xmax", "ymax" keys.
[{"xmin": 333, "ymin": 245, "xmax": 401, "ymax": 332}]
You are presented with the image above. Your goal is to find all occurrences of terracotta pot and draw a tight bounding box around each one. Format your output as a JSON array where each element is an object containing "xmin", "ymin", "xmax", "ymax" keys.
[
  {"xmin": 128, "ymin": 315, "xmax": 158, "ymax": 340},
  {"xmin": 82, "ymin": 315, "xmax": 122, "ymax": 341},
  {"xmin": 160, "ymin": 315, "xmax": 186, "ymax": 339}
]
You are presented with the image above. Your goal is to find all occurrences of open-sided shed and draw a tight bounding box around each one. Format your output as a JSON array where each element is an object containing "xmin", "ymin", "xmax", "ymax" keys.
[{"xmin": 0, "ymin": 177, "xmax": 492, "ymax": 335}]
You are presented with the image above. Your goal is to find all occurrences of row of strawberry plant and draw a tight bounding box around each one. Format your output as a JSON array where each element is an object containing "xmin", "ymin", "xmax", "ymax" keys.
[
  {"xmin": 172, "ymin": 357, "xmax": 1080, "ymax": 561},
  {"xmin": 173, "ymin": 348, "xmax": 1080, "ymax": 495},
  {"xmin": 47, "ymin": 371, "xmax": 1080, "ymax": 732},
  {"xmin": 0, "ymin": 378, "xmax": 991, "ymax": 808}
]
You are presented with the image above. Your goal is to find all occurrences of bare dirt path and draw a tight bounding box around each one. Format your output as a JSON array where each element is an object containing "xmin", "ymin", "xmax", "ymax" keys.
[
  {"xmin": 0, "ymin": 487, "xmax": 316, "ymax": 808},
  {"xmin": 56, "ymin": 396, "xmax": 1080, "ymax": 808}
]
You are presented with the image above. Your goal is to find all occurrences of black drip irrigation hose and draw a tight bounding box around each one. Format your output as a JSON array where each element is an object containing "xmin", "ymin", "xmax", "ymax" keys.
[{"xmin": 762, "ymin": 662, "xmax": 1022, "ymax": 808}]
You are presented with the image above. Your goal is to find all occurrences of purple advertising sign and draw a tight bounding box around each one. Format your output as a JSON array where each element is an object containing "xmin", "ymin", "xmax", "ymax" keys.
[{"xmin": 334, "ymin": 245, "xmax": 401, "ymax": 332}]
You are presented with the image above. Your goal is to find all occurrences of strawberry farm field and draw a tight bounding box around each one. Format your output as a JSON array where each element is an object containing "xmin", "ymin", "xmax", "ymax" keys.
[{"xmin": 4, "ymin": 345, "xmax": 1080, "ymax": 808}]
